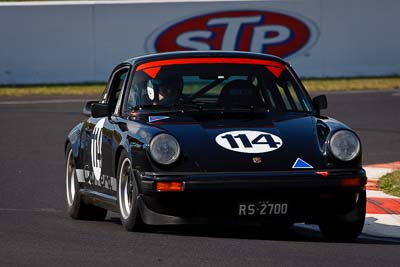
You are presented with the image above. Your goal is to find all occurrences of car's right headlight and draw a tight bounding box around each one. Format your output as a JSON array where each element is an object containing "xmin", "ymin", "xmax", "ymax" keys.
[
  {"xmin": 149, "ymin": 133, "xmax": 180, "ymax": 165},
  {"xmin": 329, "ymin": 130, "xmax": 360, "ymax": 161}
]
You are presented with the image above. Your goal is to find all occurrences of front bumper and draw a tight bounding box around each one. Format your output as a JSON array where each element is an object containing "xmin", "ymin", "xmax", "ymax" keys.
[{"xmin": 137, "ymin": 169, "xmax": 367, "ymax": 226}]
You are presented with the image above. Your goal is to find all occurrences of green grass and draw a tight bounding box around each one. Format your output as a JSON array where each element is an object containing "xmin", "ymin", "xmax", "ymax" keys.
[
  {"xmin": 303, "ymin": 77, "xmax": 400, "ymax": 92},
  {"xmin": 379, "ymin": 170, "xmax": 400, "ymax": 198},
  {"xmin": 1, "ymin": 77, "xmax": 400, "ymax": 97},
  {"xmin": 0, "ymin": 84, "xmax": 105, "ymax": 97}
]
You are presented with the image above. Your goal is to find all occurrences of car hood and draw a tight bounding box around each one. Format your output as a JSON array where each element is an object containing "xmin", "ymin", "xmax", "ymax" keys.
[{"xmin": 144, "ymin": 112, "xmax": 325, "ymax": 172}]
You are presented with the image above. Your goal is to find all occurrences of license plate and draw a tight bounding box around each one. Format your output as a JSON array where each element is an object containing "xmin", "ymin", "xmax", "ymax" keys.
[{"xmin": 237, "ymin": 201, "xmax": 289, "ymax": 216}]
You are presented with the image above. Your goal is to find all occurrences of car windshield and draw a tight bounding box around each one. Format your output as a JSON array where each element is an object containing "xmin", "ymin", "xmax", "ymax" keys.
[{"xmin": 126, "ymin": 62, "xmax": 313, "ymax": 113}]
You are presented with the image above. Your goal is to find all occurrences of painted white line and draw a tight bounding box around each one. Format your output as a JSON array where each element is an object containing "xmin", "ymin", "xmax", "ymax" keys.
[
  {"xmin": 364, "ymin": 167, "xmax": 393, "ymax": 180},
  {"xmin": 367, "ymin": 190, "xmax": 400, "ymax": 199},
  {"xmin": 320, "ymin": 89, "xmax": 400, "ymax": 95},
  {"xmin": 359, "ymin": 234, "xmax": 400, "ymax": 243},
  {"xmin": 0, "ymin": 0, "xmax": 251, "ymax": 7},
  {"xmin": 0, "ymin": 99, "xmax": 88, "ymax": 105},
  {"xmin": 364, "ymin": 214, "xmax": 400, "ymax": 239},
  {"xmin": 0, "ymin": 208, "xmax": 62, "ymax": 213},
  {"xmin": 295, "ymin": 217, "xmax": 400, "ymax": 241}
]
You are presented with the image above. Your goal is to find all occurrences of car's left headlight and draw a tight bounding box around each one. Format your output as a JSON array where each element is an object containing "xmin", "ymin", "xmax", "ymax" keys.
[
  {"xmin": 149, "ymin": 133, "xmax": 180, "ymax": 165},
  {"xmin": 329, "ymin": 130, "xmax": 360, "ymax": 161}
]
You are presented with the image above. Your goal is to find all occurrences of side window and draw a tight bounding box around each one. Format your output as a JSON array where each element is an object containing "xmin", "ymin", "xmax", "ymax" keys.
[
  {"xmin": 126, "ymin": 82, "xmax": 141, "ymax": 111},
  {"xmin": 286, "ymin": 81, "xmax": 304, "ymax": 111},
  {"xmin": 276, "ymin": 80, "xmax": 311, "ymax": 112},
  {"xmin": 106, "ymin": 67, "xmax": 129, "ymax": 115},
  {"xmin": 276, "ymin": 84, "xmax": 293, "ymax": 110},
  {"xmin": 265, "ymin": 89, "xmax": 277, "ymax": 109}
]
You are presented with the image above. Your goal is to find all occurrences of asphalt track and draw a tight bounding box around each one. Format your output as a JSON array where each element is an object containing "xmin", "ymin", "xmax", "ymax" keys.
[{"xmin": 0, "ymin": 90, "xmax": 400, "ymax": 266}]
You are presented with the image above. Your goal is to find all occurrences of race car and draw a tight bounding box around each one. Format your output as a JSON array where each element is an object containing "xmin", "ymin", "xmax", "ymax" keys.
[{"xmin": 65, "ymin": 51, "xmax": 366, "ymax": 240}]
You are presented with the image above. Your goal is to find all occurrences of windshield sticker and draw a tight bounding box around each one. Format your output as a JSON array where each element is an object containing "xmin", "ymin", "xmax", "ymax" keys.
[
  {"xmin": 292, "ymin": 158, "xmax": 313, "ymax": 169},
  {"xmin": 215, "ymin": 130, "xmax": 283, "ymax": 153},
  {"xmin": 147, "ymin": 81, "xmax": 155, "ymax": 101},
  {"xmin": 149, "ymin": 116, "xmax": 170, "ymax": 123}
]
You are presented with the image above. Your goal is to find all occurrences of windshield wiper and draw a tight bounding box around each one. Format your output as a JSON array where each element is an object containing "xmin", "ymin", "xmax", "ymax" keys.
[
  {"xmin": 130, "ymin": 105, "xmax": 184, "ymax": 116},
  {"xmin": 134, "ymin": 104, "xmax": 181, "ymax": 110},
  {"xmin": 172, "ymin": 101, "xmax": 222, "ymax": 111},
  {"xmin": 223, "ymin": 104, "xmax": 268, "ymax": 112},
  {"xmin": 172, "ymin": 102, "xmax": 203, "ymax": 110},
  {"xmin": 174, "ymin": 102, "xmax": 269, "ymax": 113},
  {"xmin": 132, "ymin": 103, "xmax": 268, "ymax": 117}
]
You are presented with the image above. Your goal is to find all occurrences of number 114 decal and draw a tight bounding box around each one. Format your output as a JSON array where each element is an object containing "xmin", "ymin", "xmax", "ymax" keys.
[{"xmin": 215, "ymin": 130, "xmax": 283, "ymax": 153}]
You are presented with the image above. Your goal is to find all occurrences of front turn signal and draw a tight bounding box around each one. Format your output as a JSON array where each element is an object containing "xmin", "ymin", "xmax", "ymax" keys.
[{"xmin": 156, "ymin": 181, "xmax": 183, "ymax": 192}]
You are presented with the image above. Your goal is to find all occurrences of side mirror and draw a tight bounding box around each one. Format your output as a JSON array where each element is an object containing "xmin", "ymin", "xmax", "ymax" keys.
[
  {"xmin": 312, "ymin": 95, "xmax": 328, "ymax": 113},
  {"xmin": 91, "ymin": 103, "xmax": 110, "ymax": 118},
  {"xmin": 82, "ymin": 100, "xmax": 99, "ymax": 117}
]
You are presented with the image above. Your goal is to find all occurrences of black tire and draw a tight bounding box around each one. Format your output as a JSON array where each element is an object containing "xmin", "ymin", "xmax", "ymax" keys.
[
  {"xmin": 65, "ymin": 144, "xmax": 107, "ymax": 220},
  {"xmin": 117, "ymin": 150, "xmax": 143, "ymax": 231},
  {"xmin": 318, "ymin": 190, "xmax": 366, "ymax": 241}
]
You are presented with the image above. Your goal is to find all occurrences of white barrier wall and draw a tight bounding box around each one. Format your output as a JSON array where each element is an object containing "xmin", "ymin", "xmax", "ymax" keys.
[{"xmin": 0, "ymin": 0, "xmax": 399, "ymax": 84}]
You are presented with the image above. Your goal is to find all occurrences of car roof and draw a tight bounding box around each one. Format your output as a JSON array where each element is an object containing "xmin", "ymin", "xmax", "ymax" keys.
[{"xmin": 124, "ymin": 51, "xmax": 289, "ymax": 67}]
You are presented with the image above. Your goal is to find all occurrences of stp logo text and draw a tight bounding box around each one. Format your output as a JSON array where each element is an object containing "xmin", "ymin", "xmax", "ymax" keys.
[{"xmin": 146, "ymin": 10, "xmax": 318, "ymax": 58}]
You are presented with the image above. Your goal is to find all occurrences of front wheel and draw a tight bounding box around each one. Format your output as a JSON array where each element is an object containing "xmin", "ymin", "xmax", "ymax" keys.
[
  {"xmin": 318, "ymin": 190, "xmax": 366, "ymax": 241},
  {"xmin": 117, "ymin": 151, "xmax": 143, "ymax": 231},
  {"xmin": 65, "ymin": 144, "xmax": 107, "ymax": 220}
]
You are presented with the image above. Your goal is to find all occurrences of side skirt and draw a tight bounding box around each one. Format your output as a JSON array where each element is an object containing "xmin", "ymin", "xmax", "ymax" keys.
[{"xmin": 80, "ymin": 188, "xmax": 119, "ymax": 212}]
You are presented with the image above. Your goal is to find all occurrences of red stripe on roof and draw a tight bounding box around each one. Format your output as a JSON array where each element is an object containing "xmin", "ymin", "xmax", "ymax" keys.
[
  {"xmin": 266, "ymin": 66, "xmax": 284, "ymax": 78},
  {"xmin": 143, "ymin": 66, "xmax": 161, "ymax": 78},
  {"xmin": 136, "ymin": 58, "xmax": 285, "ymax": 71},
  {"xmin": 367, "ymin": 197, "xmax": 400, "ymax": 214}
]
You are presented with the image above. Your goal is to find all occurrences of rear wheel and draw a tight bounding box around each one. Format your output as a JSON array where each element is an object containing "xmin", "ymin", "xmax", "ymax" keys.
[
  {"xmin": 117, "ymin": 151, "xmax": 143, "ymax": 231},
  {"xmin": 318, "ymin": 190, "xmax": 366, "ymax": 241},
  {"xmin": 65, "ymin": 144, "xmax": 107, "ymax": 220}
]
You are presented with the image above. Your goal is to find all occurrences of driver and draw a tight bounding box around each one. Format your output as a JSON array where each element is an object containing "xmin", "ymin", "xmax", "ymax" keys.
[{"xmin": 147, "ymin": 77, "xmax": 183, "ymax": 105}]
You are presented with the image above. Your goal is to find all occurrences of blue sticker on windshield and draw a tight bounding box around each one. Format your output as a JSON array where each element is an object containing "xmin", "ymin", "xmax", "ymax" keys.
[
  {"xmin": 292, "ymin": 158, "xmax": 313, "ymax": 169},
  {"xmin": 149, "ymin": 116, "xmax": 170, "ymax": 123}
]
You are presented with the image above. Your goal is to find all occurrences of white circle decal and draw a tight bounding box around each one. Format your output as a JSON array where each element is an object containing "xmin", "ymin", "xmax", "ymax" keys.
[
  {"xmin": 147, "ymin": 81, "xmax": 155, "ymax": 101},
  {"xmin": 215, "ymin": 130, "xmax": 283, "ymax": 153},
  {"xmin": 91, "ymin": 118, "xmax": 105, "ymax": 180}
]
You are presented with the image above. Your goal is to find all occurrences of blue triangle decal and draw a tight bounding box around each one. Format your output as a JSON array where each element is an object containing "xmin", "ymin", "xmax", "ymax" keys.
[
  {"xmin": 292, "ymin": 158, "xmax": 313, "ymax": 169},
  {"xmin": 149, "ymin": 116, "xmax": 170, "ymax": 123}
]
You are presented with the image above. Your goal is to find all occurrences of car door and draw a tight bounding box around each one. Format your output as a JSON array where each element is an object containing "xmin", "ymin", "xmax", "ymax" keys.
[{"xmin": 81, "ymin": 65, "xmax": 130, "ymax": 193}]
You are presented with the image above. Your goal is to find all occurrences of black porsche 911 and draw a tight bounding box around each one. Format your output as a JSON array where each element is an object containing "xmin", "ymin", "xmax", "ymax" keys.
[{"xmin": 65, "ymin": 51, "xmax": 366, "ymax": 240}]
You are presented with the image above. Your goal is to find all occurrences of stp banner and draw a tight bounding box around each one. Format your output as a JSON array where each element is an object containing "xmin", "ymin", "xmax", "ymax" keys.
[{"xmin": 0, "ymin": 0, "xmax": 399, "ymax": 84}]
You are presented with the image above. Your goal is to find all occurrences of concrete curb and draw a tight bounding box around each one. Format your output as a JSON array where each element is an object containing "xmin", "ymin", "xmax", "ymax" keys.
[
  {"xmin": 363, "ymin": 162, "xmax": 400, "ymax": 239},
  {"xmin": 364, "ymin": 161, "xmax": 400, "ymax": 190}
]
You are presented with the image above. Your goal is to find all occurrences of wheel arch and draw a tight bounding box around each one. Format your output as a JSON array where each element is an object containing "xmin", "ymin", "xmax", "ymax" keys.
[
  {"xmin": 65, "ymin": 139, "xmax": 71, "ymax": 155},
  {"xmin": 115, "ymin": 145, "xmax": 126, "ymax": 177},
  {"xmin": 114, "ymin": 143, "xmax": 136, "ymax": 176},
  {"xmin": 115, "ymin": 144, "xmax": 143, "ymax": 187},
  {"xmin": 65, "ymin": 122, "xmax": 83, "ymax": 161}
]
